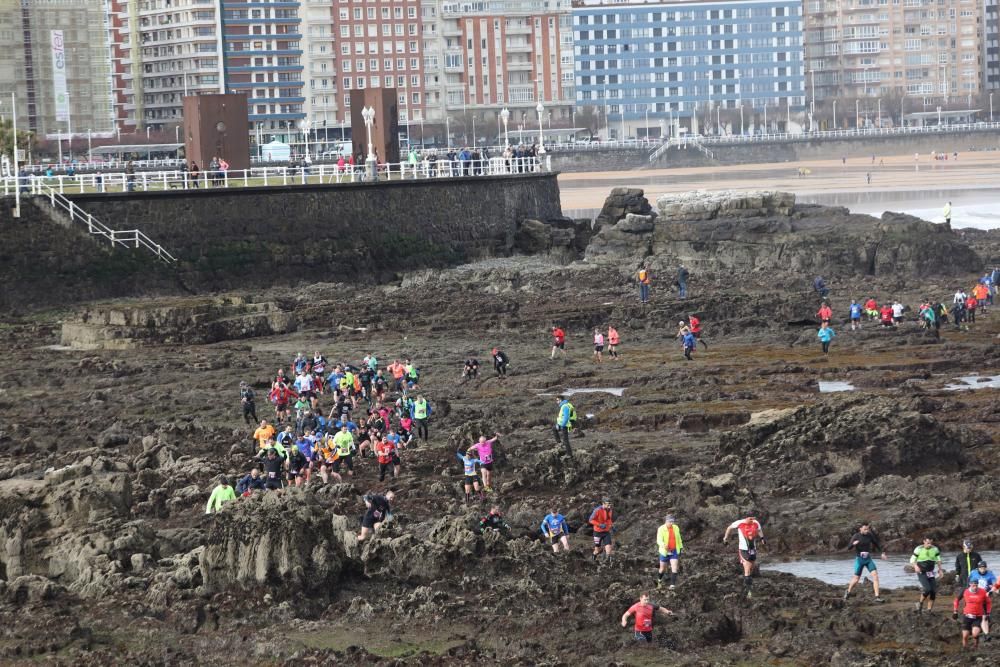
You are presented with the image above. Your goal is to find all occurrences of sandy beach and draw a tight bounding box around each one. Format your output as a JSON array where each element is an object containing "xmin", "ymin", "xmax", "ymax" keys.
[{"xmin": 558, "ymin": 150, "xmax": 1000, "ymax": 217}]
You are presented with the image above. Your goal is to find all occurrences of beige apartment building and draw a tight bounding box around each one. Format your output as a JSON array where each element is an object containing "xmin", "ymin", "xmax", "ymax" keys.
[
  {"xmin": 804, "ymin": 0, "xmax": 982, "ymax": 107},
  {"xmin": 0, "ymin": 0, "xmax": 115, "ymax": 138},
  {"xmin": 110, "ymin": 0, "xmax": 226, "ymax": 133}
]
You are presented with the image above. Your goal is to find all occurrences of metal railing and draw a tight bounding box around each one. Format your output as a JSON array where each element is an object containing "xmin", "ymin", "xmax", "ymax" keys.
[
  {"xmin": 649, "ymin": 121, "xmax": 1000, "ymax": 163},
  {"xmin": 31, "ymin": 181, "xmax": 178, "ymax": 264},
  {"xmin": 1, "ymin": 156, "xmax": 551, "ymax": 196}
]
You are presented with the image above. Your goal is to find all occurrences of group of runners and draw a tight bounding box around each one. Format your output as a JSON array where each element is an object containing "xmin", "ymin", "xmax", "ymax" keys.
[{"xmin": 813, "ymin": 270, "xmax": 998, "ymax": 353}]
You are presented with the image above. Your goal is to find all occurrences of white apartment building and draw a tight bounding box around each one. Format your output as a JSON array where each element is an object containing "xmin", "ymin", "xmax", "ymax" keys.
[{"xmin": 112, "ymin": 0, "xmax": 225, "ymax": 132}]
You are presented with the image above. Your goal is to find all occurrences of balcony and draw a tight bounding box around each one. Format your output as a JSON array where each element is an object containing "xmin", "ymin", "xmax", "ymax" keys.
[
  {"xmin": 445, "ymin": 63, "xmax": 464, "ymax": 73},
  {"xmin": 505, "ymin": 24, "xmax": 532, "ymax": 35},
  {"xmin": 443, "ymin": 25, "xmax": 463, "ymax": 37},
  {"xmin": 506, "ymin": 43, "xmax": 532, "ymax": 53},
  {"xmin": 506, "ymin": 61, "xmax": 533, "ymax": 72}
]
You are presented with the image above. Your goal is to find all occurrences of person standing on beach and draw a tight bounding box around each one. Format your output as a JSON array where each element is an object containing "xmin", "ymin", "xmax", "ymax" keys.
[
  {"xmin": 944, "ymin": 201, "xmax": 952, "ymax": 225},
  {"xmin": 818, "ymin": 321, "xmax": 836, "ymax": 354}
]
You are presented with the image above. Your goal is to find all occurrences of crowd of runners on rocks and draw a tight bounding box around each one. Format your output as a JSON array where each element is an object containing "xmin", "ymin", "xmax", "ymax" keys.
[{"xmin": 199, "ymin": 263, "xmax": 1000, "ymax": 649}]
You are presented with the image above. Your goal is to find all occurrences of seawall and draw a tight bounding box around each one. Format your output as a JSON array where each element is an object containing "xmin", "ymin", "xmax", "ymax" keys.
[{"xmin": 0, "ymin": 173, "xmax": 562, "ymax": 312}]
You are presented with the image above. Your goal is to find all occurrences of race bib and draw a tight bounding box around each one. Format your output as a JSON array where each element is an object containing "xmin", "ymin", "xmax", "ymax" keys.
[{"xmin": 859, "ymin": 552, "xmax": 870, "ymax": 560}]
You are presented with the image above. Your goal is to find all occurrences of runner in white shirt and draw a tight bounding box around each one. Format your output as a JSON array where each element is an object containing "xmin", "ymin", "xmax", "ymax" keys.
[{"xmin": 723, "ymin": 513, "xmax": 766, "ymax": 599}]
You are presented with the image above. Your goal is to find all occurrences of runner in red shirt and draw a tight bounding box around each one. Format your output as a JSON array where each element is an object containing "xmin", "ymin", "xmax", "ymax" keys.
[
  {"xmin": 965, "ymin": 295, "xmax": 978, "ymax": 323},
  {"xmin": 620, "ymin": 592, "xmax": 673, "ymax": 643},
  {"xmin": 550, "ymin": 326, "xmax": 566, "ymax": 359},
  {"xmin": 879, "ymin": 304, "xmax": 895, "ymax": 328},
  {"xmin": 375, "ymin": 438, "xmax": 398, "ymax": 482},
  {"xmin": 864, "ymin": 298, "xmax": 879, "ymax": 320},
  {"xmin": 954, "ymin": 578, "xmax": 992, "ymax": 649},
  {"xmin": 688, "ymin": 313, "xmax": 708, "ymax": 350}
]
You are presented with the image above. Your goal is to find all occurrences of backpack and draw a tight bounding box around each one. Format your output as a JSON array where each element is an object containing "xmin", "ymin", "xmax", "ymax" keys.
[{"xmin": 567, "ymin": 403, "xmax": 577, "ymax": 428}]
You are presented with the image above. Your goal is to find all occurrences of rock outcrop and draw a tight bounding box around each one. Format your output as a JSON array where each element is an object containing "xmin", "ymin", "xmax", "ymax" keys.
[
  {"xmin": 717, "ymin": 395, "xmax": 982, "ymax": 489},
  {"xmin": 199, "ymin": 492, "xmax": 353, "ymax": 593},
  {"xmin": 584, "ymin": 189, "xmax": 982, "ymax": 278}
]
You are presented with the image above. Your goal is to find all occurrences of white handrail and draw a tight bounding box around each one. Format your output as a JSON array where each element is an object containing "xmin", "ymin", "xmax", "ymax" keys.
[{"xmin": 31, "ymin": 181, "xmax": 177, "ymax": 264}]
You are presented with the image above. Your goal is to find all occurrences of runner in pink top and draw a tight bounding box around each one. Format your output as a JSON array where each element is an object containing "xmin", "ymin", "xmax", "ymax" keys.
[
  {"xmin": 593, "ymin": 328, "xmax": 605, "ymax": 364},
  {"xmin": 468, "ymin": 432, "xmax": 501, "ymax": 493}
]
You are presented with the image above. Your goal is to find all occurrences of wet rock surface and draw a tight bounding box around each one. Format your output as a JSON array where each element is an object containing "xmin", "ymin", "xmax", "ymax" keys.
[{"xmin": 0, "ymin": 196, "xmax": 998, "ymax": 664}]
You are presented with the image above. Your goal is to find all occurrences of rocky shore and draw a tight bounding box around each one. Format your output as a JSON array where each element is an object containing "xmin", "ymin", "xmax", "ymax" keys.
[{"xmin": 1, "ymin": 190, "xmax": 997, "ymax": 665}]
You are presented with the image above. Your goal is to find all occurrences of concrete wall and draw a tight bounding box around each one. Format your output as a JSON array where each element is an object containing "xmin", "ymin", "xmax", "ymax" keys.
[{"xmin": 0, "ymin": 173, "xmax": 562, "ymax": 312}]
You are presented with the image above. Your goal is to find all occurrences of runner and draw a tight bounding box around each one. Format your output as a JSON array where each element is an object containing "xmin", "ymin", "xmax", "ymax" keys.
[
  {"xmin": 688, "ymin": 314, "xmax": 708, "ymax": 350},
  {"xmin": 540, "ymin": 508, "xmax": 571, "ymax": 553},
  {"xmin": 479, "ymin": 506, "xmax": 511, "ymax": 534},
  {"xmin": 954, "ymin": 578, "xmax": 991, "ymax": 650},
  {"xmin": 456, "ymin": 447, "xmax": 483, "ymax": 502},
  {"xmin": 239, "ymin": 381, "xmax": 258, "ymax": 425},
  {"xmin": 677, "ymin": 264, "xmax": 689, "ymax": 299},
  {"xmin": 966, "ymin": 292, "xmax": 978, "ymax": 323},
  {"xmin": 620, "ymin": 592, "xmax": 673, "ymax": 644},
  {"xmin": 723, "ymin": 512, "xmax": 766, "ymax": 598},
  {"xmin": 910, "ymin": 536, "xmax": 944, "ymax": 612},
  {"xmin": 463, "ymin": 357, "xmax": 480, "ymax": 381},
  {"xmin": 236, "ymin": 468, "xmax": 266, "ymax": 496},
  {"xmin": 954, "ymin": 539, "xmax": 983, "ymax": 606},
  {"xmin": 818, "ymin": 321, "xmax": 836, "ymax": 355},
  {"xmin": 879, "ymin": 303, "xmax": 895, "ymax": 328},
  {"xmin": 287, "ymin": 443, "xmax": 309, "ymax": 487},
  {"xmin": 553, "ymin": 396, "xmax": 576, "ymax": 459},
  {"xmin": 843, "ymin": 522, "xmax": 887, "ymax": 602},
  {"xmin": 637, "ymin": 265, "xmax": 652, "ymax": 303},
  {"xmin": 268, "ymin": 382, "xmax": 297, "ymax": 425},
  {"xmin": 467, "ymin": 432, "xmax": 500, "ymax": 492},
  {"xmin": 656, "ymin": 514, "xmax": 684, "ymax": 590},
  {"xmin": 261, "ymin": 447, "xmax": 286, "ymax": 491},
  {"xmin": 411, "ymin": 394, "xmax": 431, "ymax": 442},
  {"xmin": 551, "ymin": 326, "xmax": 566, "ymax": 359},
  {"xmin": 253, "ymin": 419, "xmax": 276, "ymax": 450},
  {"xmin": 970, "ymin": 561, "xmax": 999, "ymax": 642},
  {"xmin": 331, "ymin": 424, "xmax": 355, "ymax": 478},
  {"xmin": 864, "ymin": 297, "xmax": 879, "ymax": 321},
  {"xmin": 204, "ymin": 477, "xmax": 236, "ymax": 514},
  {"xmin": 593, "ymin": 328, "xmax": 605, "ymax": 364},
  {"xmin": 817, "ymin": 302, "xmax": 832, "ymax": 324},
  {"xmin": 313, "ymin": 434, "xmax": 343, "ymax": 484},
  {"xmin": 607, "ymin": 325, "xmax": 620, "ymax": 360},
  {"xmin": 849, "ymin": 300, "xmax": 862, "ymax": 331},
  {"xmin": 491, "ymin": 348, "xmax": 510, "ymax": 378},
  {"xmin": 357, "ymin": 491, "xmax": 394, "ymax": 542},
  {"xmin": 589, "ymin": 498, "xmax": 614, "ymax": 564},
  {"xmin": 892, "ymin": 301, "xmax": 905, "ymax": 324},
  {"xmin": 375, "ymin": 437, "xmax": 398, "ymax": 482},
  {"xmin": 681, "ymin": 328, "xmax": 697, "ymax": 361}
]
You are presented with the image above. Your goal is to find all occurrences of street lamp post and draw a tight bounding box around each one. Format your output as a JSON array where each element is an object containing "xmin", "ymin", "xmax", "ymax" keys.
[
  {"xmin": 937, "ymin": 105, "xmax": 942, "ymax": 127},
  {"xmin": 739, "ymin": 104, "xmax": 744, "ymax": 135},
  {"xmin": 644, "ymin": 107, "xmax": 649, "ymax": 142},
  {"xmin": 763, "ymin": 104, "xmax": 767, "ymax": 133},
  {"xmin": 87, "ymin": 129, "xmax": 92, "ymax": 161},
  {"xmin": 877, "ymin": 99, "xmax": 881, "ymax": 128},
  {"xmin": 856, "ymin": 99, "xmax": 860, "ymax": 130},
  {"xmin": 991, "ymin": 92, "xmax": 995, "ymax": 122},
  {"xmin": 716, "ymin": 105, "xmax": 721, "ymax": 135},
  {"xmin": 362, "ymin": 106, "xmax": 376, "ymax": 179},
  {"xmin": 500, "ymin": 107, "xmax": 510, "ymax": 147},
  {"xmin": 302, "ymin": 120, "xmax": 311, "ymax": 157},
  {"xmin": 445, "ymin": 115, "xmax": 451, "ymax": 148},
  {"xmin": 175, "ymin": 125, "xmax": 180, "ymax": 144},
  {"xmin": 809, "ymin": 69, "xmax": 815, "ymax": 117},
  {"xmin": 536, "ymin": 101, "xmax": 546, "ymax": 155},
  {"xmin": 10, "ymin": 92, "xmax": 20, "ymax": 218},
  {"xmin": 833, "ymin": 100, "xmax": 837, "ymax": 129}
]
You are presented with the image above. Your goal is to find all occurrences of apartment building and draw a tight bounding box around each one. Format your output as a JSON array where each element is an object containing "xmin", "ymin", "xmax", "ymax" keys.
[
  {"xmin": 573, "ymin": 0, "xmax": 805, "ymax": 138},
  {"xmin": 220, "ymin": 0, "xmax": 306, "ymax": 134},
  {"xmin": 986, "ymin": 0, "xmax": 1000, "ymax": 93},
  {"xmin": 111, "ymin": 0, "xmax": 225, "ymax": 133},
  {"xmin": 0, "ymin": 0, "xmax": 116, "ymax": 138},
  {"xmin": 421, "ymin": 0, "xmax": 574, "ymax": 144},
  {"xmin": 804, "ymin": 0, "xmax": 983, "ymax": 105}
]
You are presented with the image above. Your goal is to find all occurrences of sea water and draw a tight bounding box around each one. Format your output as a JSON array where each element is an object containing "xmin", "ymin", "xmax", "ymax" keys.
[{"xmin": 765, "ymin": 551, "xmax": 1000, "ymax": 590}]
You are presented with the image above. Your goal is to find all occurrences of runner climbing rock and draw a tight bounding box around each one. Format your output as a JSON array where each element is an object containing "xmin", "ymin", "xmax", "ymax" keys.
[
  {"xmin": 954, "ymin": 578, "xmax": 991, "ymax": 649},
  {"xmin": 551, "ymin": 326, "xmax": 566, "ymax": 359},
  {"xmin": 491, "ymin": 348, "xmax": 510, "ymax": 378},
  {"xmin": 818, "ymin": 322, "xmax": 836, "ymax": 354},
  {"xmin": 467, "ymin": 433, "xmax": 500, "ymax": 492},
  {"xmin": 204, "ymin": 477, "xmax": 236, "ymax": 514},
  {"xmin": 553, "ymin": 396, "xmax": 576, "ymax": 459},
  {"xmin": 540, "ymin": 508, "xmax": 571, "ymax": 552},
  {"xmin": 239, "ymin": 381, "xmax": 258, "ymax": 425},
  {"xmin": 457, "ymin": 447, "xmax": 483, "ymax": 502},
  {"xmin": 357, "ymin": 491, "xmax": 394, "ymax": 542},
  {"xmin": 589, "ymin": 498, "xmax": 614, "ymax": 564}
]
